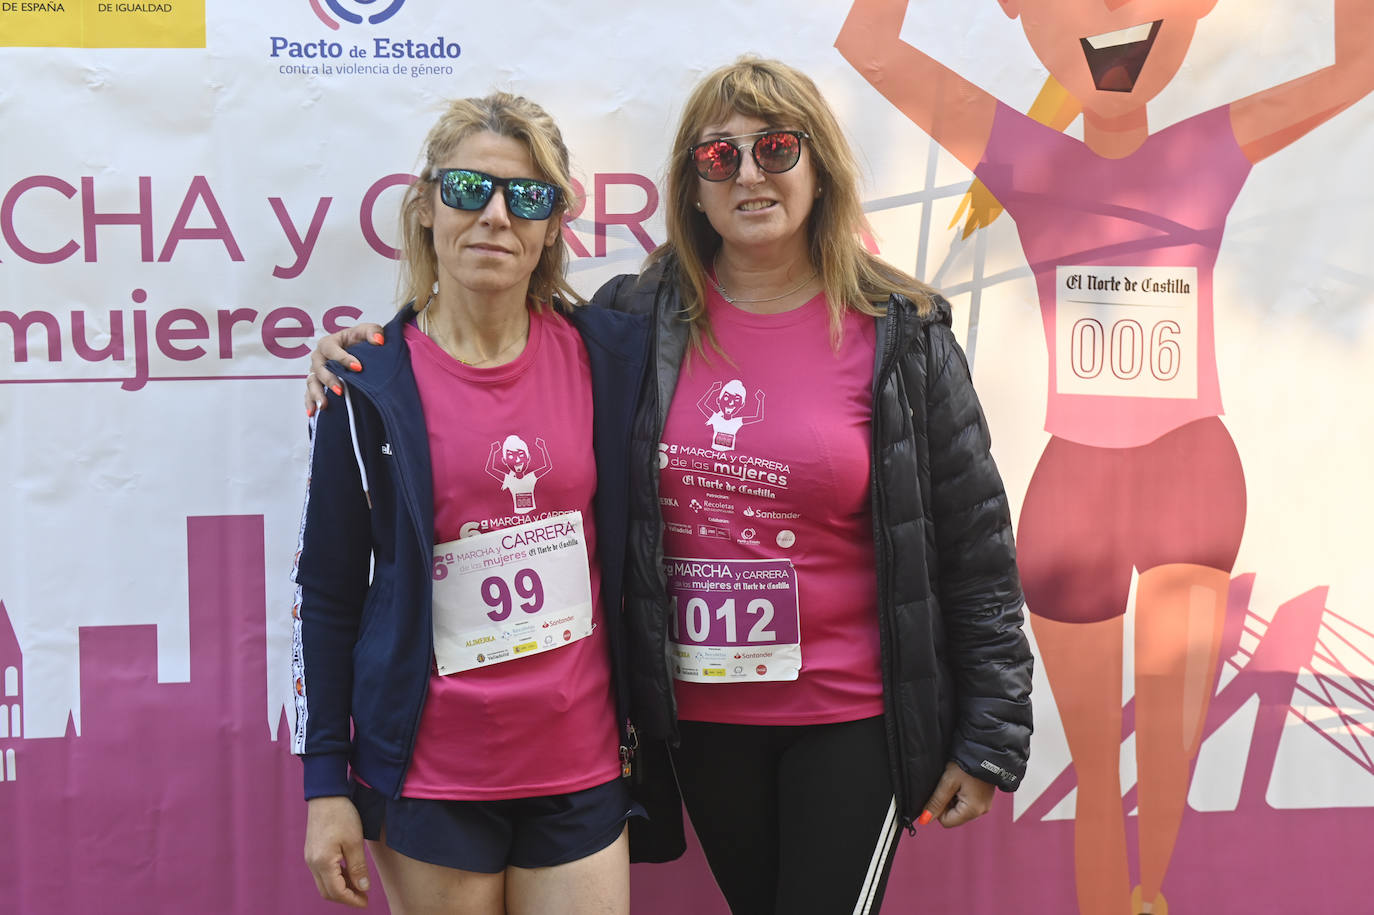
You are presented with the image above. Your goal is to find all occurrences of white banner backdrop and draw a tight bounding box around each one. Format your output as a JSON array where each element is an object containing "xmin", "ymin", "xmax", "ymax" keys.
[{"xmin": 2, "ymin": 1, "xmax": 1371, "ymax": 911}]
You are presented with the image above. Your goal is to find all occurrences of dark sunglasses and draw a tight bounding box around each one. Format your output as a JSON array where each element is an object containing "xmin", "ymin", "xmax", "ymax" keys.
[
  {"xmin": 433, "ymin": 168, "xmax": 560, "ymax": 220},
  {"xmin": 688, "ymin": 129, "xmax": 810, "ymax": 182}
]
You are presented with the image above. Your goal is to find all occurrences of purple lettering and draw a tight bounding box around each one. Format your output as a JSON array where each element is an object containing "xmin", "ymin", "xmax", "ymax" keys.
[
  {"xmin": 155, "ymin": 308, "xmax": 210, "ymax": 361},
  {"xmin": 594, "ymin": 173, "xmax": 658, "ymax": 257},
  {"xmin": 72, "ymin": 311, "xmax": 126, "ymax": 362},
  {"xmin": 0, "ymin": 310, "xmax": 61, "ymax": 361},
  {"xmin": 2, "ymin": 176, "xmax": 80, "ymax": 264},
  {"xmin": 215, "ymin": 308, "xmax": 258, "ymax": 359},
  {"xmin": 157, "ymin": 176, "xmax": 243, "ymax": 263},
  {"xmin": 360, "ymin": 174, "xmax": 413, "ymax": 260},
  {"xmin": 261, "ymin": 307, "xmax": 315, "ymax": 358},
  {"xmin": 561, "ymin": 176, "xmax": 591, "ymax": 258},
  {"xmin": 82, "ymin": 176, "xmax": 154, "ymax": 262},
  {"xmin": 123, "ymin": 306, "xmax": 150, "ymax": 392},
  {"xmin": 322, "ymin": 305, "xmax": 363, "ymax": 334},
  {"xmin": 269, "ymin": 196, "xmax": 333, "ymax": 279}
]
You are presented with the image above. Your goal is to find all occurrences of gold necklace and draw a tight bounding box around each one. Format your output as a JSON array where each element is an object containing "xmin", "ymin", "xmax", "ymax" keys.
[
  {"xmin": 709, "ymin": 254, "xmax": 818, "ymax": 305},
  {"xmin": 419, "ymin": 307, "xmax": 529, "ymax": 366}
]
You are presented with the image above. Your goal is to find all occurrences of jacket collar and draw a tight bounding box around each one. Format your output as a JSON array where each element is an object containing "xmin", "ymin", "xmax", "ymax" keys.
[{"xmin": 885, "ymin": 291, "xmax": 952, "ymax": 330}]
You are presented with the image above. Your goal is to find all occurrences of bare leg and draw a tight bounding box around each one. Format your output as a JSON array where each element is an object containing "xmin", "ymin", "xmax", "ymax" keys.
[
  {"xmin": 506, "ymin": 826, "xmax": 630, "ymax": 915},
  {"xmin": 1133, "ymin": 563, "xmax": 1229, "ymax": 911},
  {"xmin": 367, "ymin": 834, "xmax": 506, "ymax": 915},
  {"xmin": 1030, "ymin": 612, "xmax": 1131, "ymax": 915}
]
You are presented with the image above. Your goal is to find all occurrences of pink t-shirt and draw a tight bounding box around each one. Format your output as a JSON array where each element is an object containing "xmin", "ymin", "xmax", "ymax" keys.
[
  {"xmin": 660, "ymin": 290, "xmax": 883, "ymax": 725},
  {"xmin": 975, "ymin": 102, "xmax": 1252, "ymax": 448},
  {"xmin": 400, "ymin": 307, "xmax": 620, "ymax": 799}
]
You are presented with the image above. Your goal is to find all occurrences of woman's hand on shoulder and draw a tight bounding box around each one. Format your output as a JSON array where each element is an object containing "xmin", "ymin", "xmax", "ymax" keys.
[{"xmin": 305, "ymin": 323, "xmax": 385, "ymax": 416}]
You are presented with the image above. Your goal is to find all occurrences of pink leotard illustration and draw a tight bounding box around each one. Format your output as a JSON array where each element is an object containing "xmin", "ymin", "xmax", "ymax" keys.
[{"xmin": 837, "ymin": 2, "xmax": 1374, "ymax": 912}]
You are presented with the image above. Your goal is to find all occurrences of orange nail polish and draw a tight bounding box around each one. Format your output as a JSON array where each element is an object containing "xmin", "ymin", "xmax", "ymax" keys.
[
  {"xmin": 371, "ymin": 333, "xmax": 384, "ymax": 345},
  {"xmin": 918, "ymin": 810, "xmax": 933, "ymax": 826},
  {"xmin": 306, "ymin": 406, "xmax": 314, "ymax": 418},
  {"xmin": 331, "ymin": 384, "xmax": 342, "ymax": 397},
  {"xmin": 350, "ymin": 361, "xmax": 362, "ymax": 372}
]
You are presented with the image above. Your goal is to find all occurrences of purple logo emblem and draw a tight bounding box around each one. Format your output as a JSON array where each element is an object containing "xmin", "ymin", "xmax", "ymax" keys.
[{"xmin": 310, "ymin": 0, "xmax": 405, "ymax": 29}]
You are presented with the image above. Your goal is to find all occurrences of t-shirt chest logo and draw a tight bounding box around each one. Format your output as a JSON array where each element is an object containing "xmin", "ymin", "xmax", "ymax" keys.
[
  {"xmin": 698, "ymin": 379, "xmax": 765, "ymax": 452},
  {"xmin": 485, "ymin": 434, "xmax": 552, "ymax": 514}
]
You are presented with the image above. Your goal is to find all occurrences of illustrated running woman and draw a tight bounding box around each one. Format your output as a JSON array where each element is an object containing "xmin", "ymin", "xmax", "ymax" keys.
[
  {"xmin": 698, "ymin": 379, "xmax": 765, "ymax": 451},
  {"xmin": 486, "ymin": 434, "xmax": 552, "ymax": 513},
  {"xmin": 838, "ymin": 2, "xmax": 1374, "ymax": 913}
]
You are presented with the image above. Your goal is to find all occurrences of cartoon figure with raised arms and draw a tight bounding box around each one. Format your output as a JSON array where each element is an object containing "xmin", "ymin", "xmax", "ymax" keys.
[
  {"xmin": 837, "ymin": 2, "xmax": 1374, "ymax": 913},
  {"xmin": 698, "ymin": 379, "xmax": 765, "ymax": 452},
  {"xmin": 485, "ymin": 434, "xmax": 551, "ymax": 514}
]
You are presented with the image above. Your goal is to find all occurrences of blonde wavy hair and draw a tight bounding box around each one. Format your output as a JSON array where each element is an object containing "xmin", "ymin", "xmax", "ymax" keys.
[
  {"xmin": 648, "ymin": 56, "xmax": 935, "ymax": 344},
  {"xmin": 397, "ymin": 92, "xmax": 582, "ymax": 312}
]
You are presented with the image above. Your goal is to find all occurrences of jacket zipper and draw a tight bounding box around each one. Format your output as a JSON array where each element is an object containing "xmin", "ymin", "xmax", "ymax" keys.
[
  {"xmin": 870, "ymin": 305, "xmax": 913, "ymax": 831},
  {"xmin": 651, "ymin": 275, "xmax": 681, "ymax": 741},
  {"xmin": 350, "ymin": 380, "xmax": 435, "ymax": 801},
  {"xmin": 568, "ymin": 307, "xmax": 644, "ymax": 779}
]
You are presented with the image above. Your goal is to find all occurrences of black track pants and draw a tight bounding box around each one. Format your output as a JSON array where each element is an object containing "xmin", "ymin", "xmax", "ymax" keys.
[{"xmin": 671, "ymin": 715, "xmax": 901, "ymax": 915}]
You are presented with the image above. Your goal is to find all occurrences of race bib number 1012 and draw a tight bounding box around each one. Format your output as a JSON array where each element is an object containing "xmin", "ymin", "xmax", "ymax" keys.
[{"xmin": 665, "ymin": 556, "xmax": 801, "ymax": 683}]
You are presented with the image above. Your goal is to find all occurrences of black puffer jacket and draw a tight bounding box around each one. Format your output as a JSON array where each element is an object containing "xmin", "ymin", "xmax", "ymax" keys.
[{"xmin": 593, "ymin": 260, "xmax": 1033, "ymax": 830}]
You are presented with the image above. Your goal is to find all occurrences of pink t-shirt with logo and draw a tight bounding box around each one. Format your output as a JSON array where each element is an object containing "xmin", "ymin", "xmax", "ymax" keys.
[
  {"xmin": 400, "ymin": 307, "xmax": 620, "ymax": 799},
  {"xmin": 661, "ymin": 290, "xmax": 883, "ymax": 725}
]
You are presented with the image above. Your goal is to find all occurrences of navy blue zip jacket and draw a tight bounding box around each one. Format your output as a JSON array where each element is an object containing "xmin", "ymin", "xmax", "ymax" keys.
[{"xmin": 290, "ymin": 302, "xmax": 648, "ymax": 801}]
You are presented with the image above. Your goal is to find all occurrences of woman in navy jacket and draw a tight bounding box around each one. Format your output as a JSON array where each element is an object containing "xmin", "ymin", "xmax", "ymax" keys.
[{"xmin": 292, "ymin": 93, "xmax": 649, "ymax": 913}]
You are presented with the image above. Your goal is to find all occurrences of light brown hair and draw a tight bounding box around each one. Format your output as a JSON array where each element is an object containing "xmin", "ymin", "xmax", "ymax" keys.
[{"xmin": 648, "ymin": 56, "xmax": 935, "ymax": 343}]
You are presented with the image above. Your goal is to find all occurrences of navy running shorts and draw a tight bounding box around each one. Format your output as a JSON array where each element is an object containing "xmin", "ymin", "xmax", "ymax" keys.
[{"xmin": 351, "ymin": 777, "xmax": 640, "ymax": 873}]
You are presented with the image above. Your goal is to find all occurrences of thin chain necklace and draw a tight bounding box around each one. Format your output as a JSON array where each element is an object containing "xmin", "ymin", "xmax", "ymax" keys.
[
  {"xmin": 419, "ymin": 307, "xmax": 528, "ymax": 367},
  {"xmin": 708, "ymin": 254, "xmax": 818, "ymax": 306}
]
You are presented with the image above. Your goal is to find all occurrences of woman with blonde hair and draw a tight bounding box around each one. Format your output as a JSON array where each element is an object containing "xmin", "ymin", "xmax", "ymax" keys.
[
  {"xmin": 292, "ymin": 92, "xmax": 648, "ymax": 913},
  {"xmin": 308, "ymin": 58, "xmax": 1032, "ymax": 914}
]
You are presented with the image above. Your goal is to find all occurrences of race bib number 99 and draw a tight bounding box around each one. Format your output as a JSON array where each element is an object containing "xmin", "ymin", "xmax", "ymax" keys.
[
  {"xmin": 1055, "ymin": 265, "xmax": 1199, "ymax": 399},
  {"xmin": 665, "ymin": 556, "xmax": 801, "ymax": 683},
  {"xmin": 431, "ymin": 511, "xmax": 593, "ymax": 675}
]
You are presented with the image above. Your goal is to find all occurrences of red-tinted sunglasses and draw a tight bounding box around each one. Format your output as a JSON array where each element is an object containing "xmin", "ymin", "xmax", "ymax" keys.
[{"xmin": 688, "ymin": 130, "xmax": 810, "ymax": 182}]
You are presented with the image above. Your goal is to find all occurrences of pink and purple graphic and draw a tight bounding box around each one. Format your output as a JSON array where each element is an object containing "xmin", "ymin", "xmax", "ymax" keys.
[
  {"xmin": 0, "ymin": 525, "xmax": 1369, "ymax": 912},
  {"xmin": 0, "ymin": 516, "xmax": 334, "ymax": 914},
  {"xmin": 836, "ymin": 2, "xmax": 1374, "ymax": 910},
  {"xmin": 310, "ymin": 0, "xmax": 406, "ymax": 30},
  {"xmin": 665, "ymin": 558, "xmax": 799, "ymax": 647}
]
